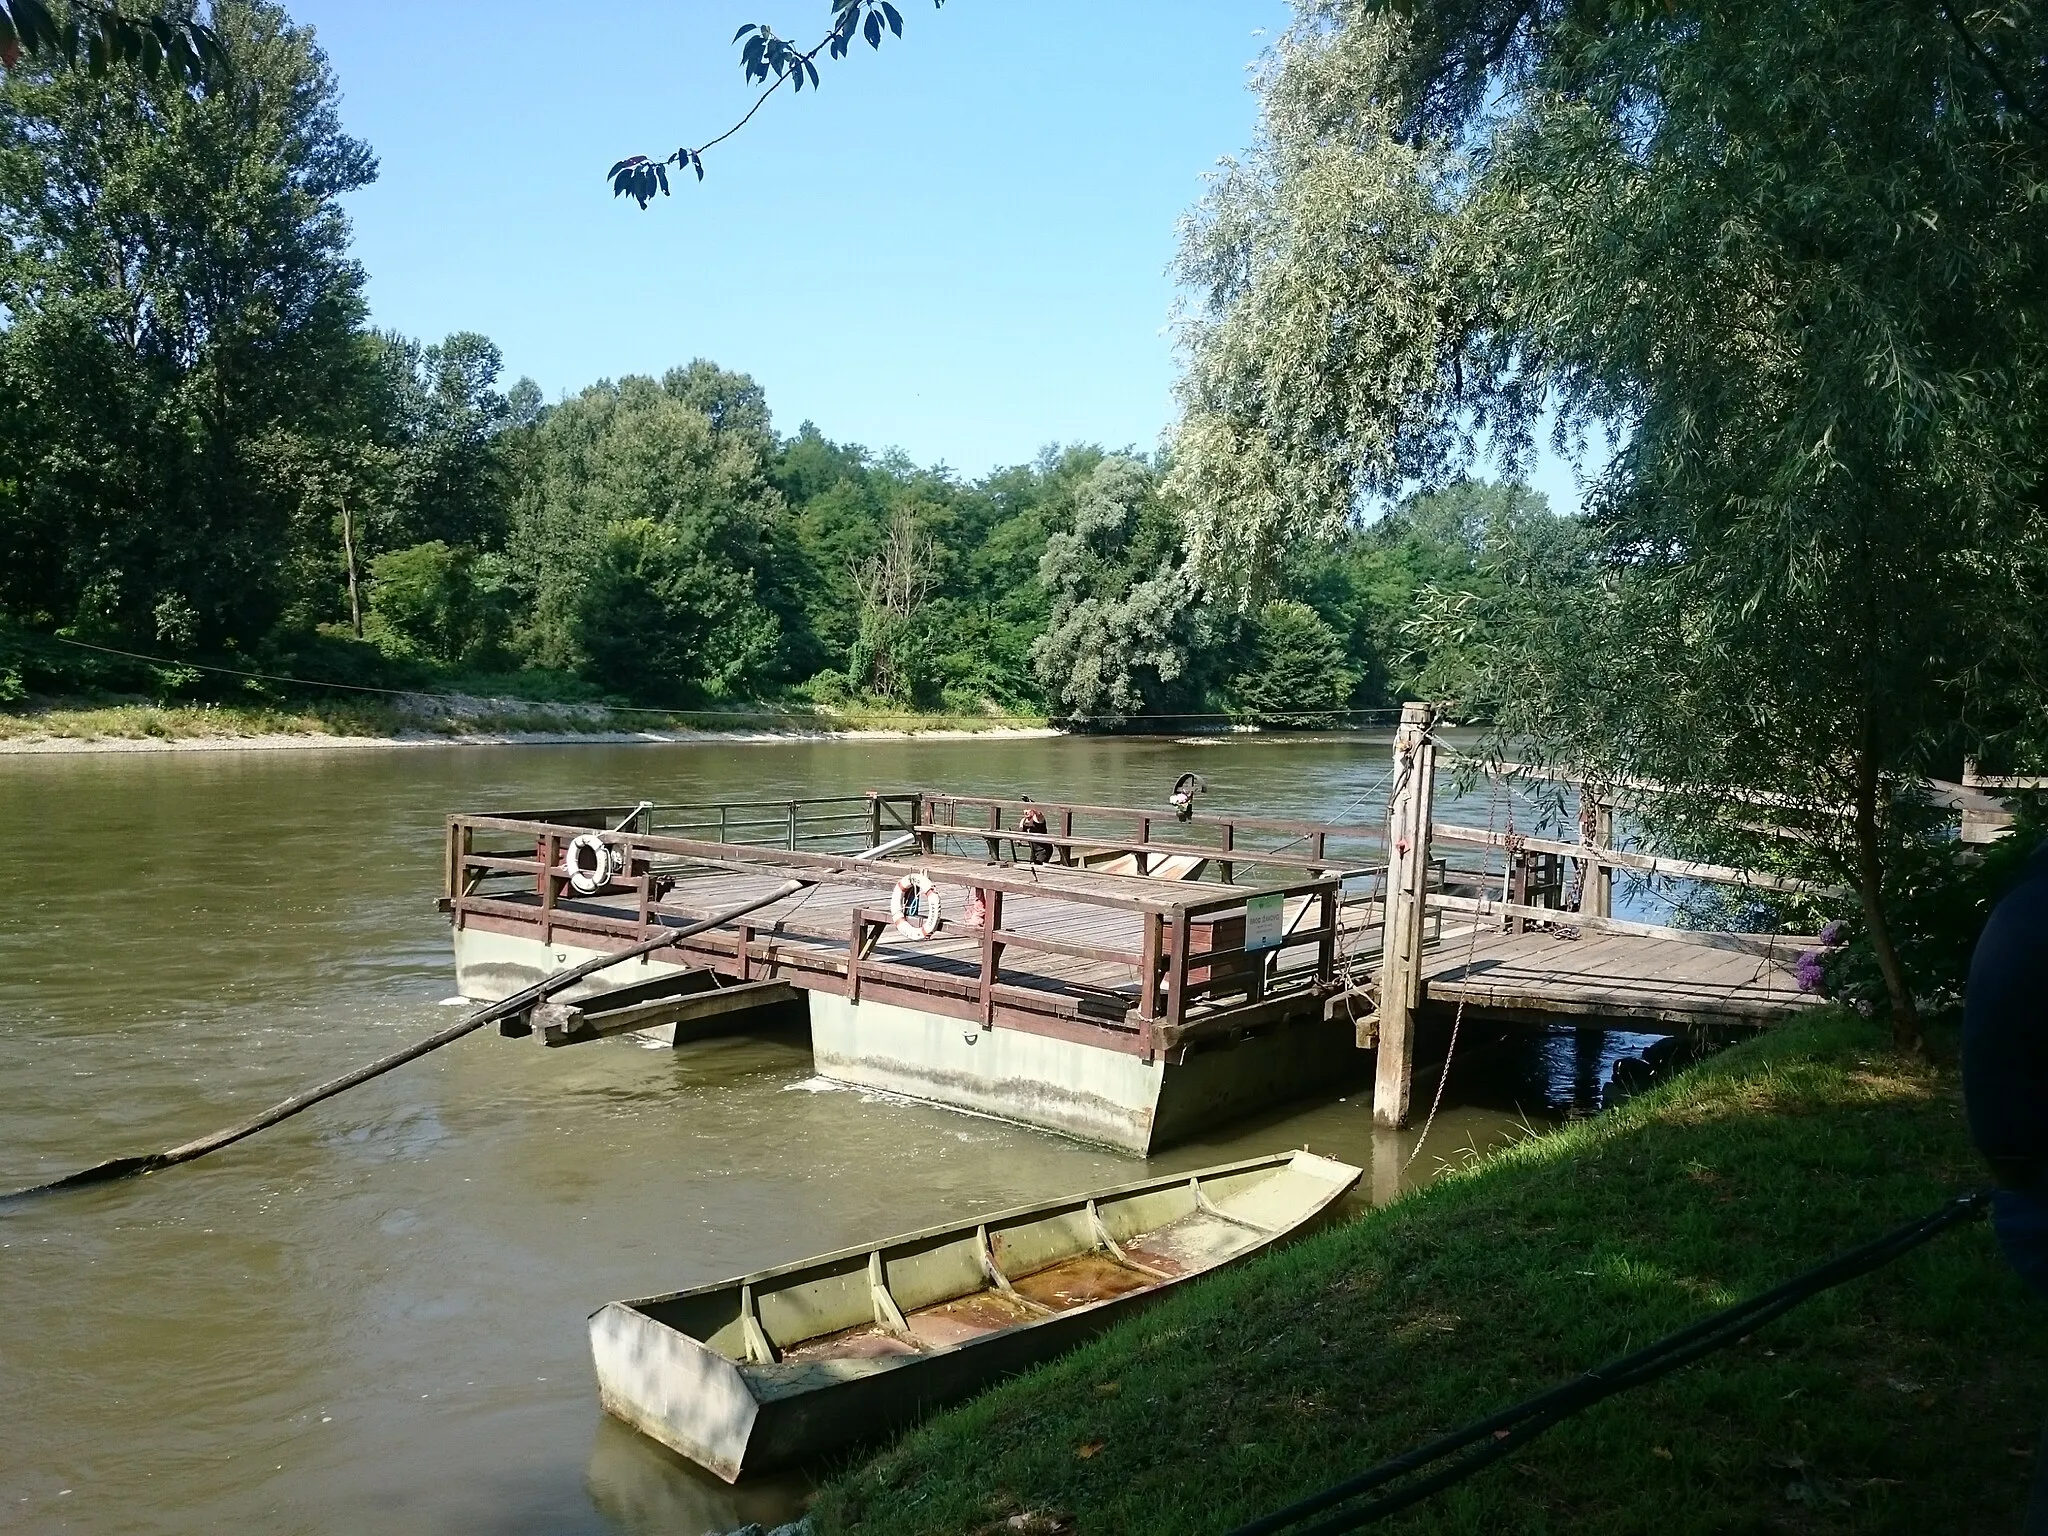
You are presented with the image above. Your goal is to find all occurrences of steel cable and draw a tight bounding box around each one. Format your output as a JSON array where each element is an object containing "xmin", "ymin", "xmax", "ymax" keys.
[{"xmin": 1226, "ymin": 1190, "xmax": 1990, "ymax": 1536}]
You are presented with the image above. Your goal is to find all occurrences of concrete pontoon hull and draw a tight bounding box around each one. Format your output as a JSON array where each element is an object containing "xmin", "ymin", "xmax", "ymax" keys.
[
  {"xmin": 452, "ymin": 925, "xmax": 1364, "ymax": 1153},
  {"xmin": 808, "ymin": 992, "xmax": 1363, "ymax": 1154}
]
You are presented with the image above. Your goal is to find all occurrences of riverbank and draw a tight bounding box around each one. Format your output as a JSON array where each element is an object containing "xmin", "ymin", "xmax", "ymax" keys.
[
  {"xmin": 812, "ymin": 1011, "xmax": 2046, "ymax": 1536},
  {"xmin": 0, "ymin": 697, "xmax": 1058, "ymax": 753}
]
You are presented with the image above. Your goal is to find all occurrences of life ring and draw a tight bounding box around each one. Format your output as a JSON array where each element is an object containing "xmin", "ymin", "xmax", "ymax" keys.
[
  {"xmin": 890, "ymin": 872, "xmax": 941, "ymax": 940},
  {"xmin": 565, "ymin": 833, "xmax": 618, "ymax": 895}
]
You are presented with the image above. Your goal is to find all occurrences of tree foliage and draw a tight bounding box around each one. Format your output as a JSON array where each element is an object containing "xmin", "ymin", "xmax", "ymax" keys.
[
  {"xmin": 1, "ymin": 0, "xmax": 224, "ymax": 85},
  {"xmin": 1172, "ymin": 0, "xmax": 2048, "ymax": 1044},
  {"xmin": 609, "ymin": 0, "xmax": 944, "ymax": 208},
  {"xmin": 1030, "ymin": 457, "xmax": 1209, "ymax": 727},
  {"xmin": 0, "ymin": 0, "xmax": 1581, "ymax": 739},
  {"xmin": 0, "ymin": 0, "xmax": 375, "ymax": 649}
]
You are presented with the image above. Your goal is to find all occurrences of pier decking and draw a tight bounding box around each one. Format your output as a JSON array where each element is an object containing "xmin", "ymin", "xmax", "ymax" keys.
[
  {"xmin": 440, "ymin": 762, "xmax": 1823, "ymax": 1147},
  {"xmin": 1417, "ymin": 926, "xmax": 1810, "ymax": 1030},
  {"xmin": 444, "ymin": 788, "xmax": 1813, "ymax": 1033}
]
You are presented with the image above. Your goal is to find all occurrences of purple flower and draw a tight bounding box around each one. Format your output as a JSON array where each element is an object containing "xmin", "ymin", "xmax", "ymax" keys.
[
  {"xmin": 1794, "ymin": 951, "xmax": 1827, "ymax": 994},
  {"xmin": 1818, "ymin": 921, "xmax": 1845, "ymax": 947}
]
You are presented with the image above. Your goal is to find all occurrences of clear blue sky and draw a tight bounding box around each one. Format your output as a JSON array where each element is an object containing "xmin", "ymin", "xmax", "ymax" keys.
[{"xmin": 291, "ymin": 0, "xmax": 1588, "ymax": 508}]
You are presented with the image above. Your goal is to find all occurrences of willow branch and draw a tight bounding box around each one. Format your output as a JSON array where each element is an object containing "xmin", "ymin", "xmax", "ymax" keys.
[{"xmin": 1933, "ymin": 0, "xmax": 2048, "ymax": 136}]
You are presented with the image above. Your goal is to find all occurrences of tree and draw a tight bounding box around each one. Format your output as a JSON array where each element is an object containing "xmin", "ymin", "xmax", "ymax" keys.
[
  {"xmin": 1169, "ymin": 1, "xmax": 2048, "ymax": 1048},
  {"xmin": 506, "ymin": 372, "xmax": 789, "ymax": 687},
  {"xmin": 573, "ymin": 518, "xmax": 779, "ymax": 703},
  {"xmin": 1031, "ymin": 456, "xmax": 1206, "ymax": 727},
  {"xmin": 378, "ymin": 330, "xmax": 520, "ymax": 551},
  {"xmin": 0, "ymin": 0, "xmax": 376, "ymax": 651},
  {"xmin": 363, "ymin": 540, "xmax": 516, "ymax": 669},
  {"xmin": 1228, "ymin": 599, "xmax": 1355, "ymax": 727},
  {"xmin": 246, "ymin": 429, "xmax": 396, "ymax": 639},
  {"xmin": 848, "ymin": 507, "xmax": 939, "ymax": 703}
]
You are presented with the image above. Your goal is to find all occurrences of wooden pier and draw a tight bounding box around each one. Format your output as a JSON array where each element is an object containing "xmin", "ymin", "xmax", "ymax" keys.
[
  {"xmin": 445, "ymin": 795, "xmax": 1367, "ymax": 1061},
  {"xmin": 1417, "ymin": 927, "xmax": 1812, "ymax": 1031},
  {"xmin": 442, "ymin": 709, "xmax": 1871, "ymax": 1145}
]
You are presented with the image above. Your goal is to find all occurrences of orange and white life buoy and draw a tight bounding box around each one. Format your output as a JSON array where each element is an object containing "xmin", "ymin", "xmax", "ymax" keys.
[{"xmin": 890, "ymin": 872, "xmax": 940, "ymax": 940}]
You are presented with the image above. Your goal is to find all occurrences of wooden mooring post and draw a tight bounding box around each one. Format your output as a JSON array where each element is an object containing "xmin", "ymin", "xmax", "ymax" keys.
[
  {"xmin": 1585, "ymin": 792, "xmax": 1614, "ymax": 919},
  {"xmin": 1373, "ymin": 701, "xmax": 1437, "ymax": 1129}
]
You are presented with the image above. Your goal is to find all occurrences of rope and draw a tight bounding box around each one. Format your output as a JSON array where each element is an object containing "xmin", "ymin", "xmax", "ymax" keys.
[{"xmin": 1227, "ymin": 1190, "xmax": 1990, "ymax": 1536}]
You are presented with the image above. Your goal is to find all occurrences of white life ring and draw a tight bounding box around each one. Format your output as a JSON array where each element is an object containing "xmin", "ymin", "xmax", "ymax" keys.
[
  {"xmin": 890, "ymin": 872, "xmax": 940, "ymax": 940},
  {"xmin": 565, "ymin": 833, "xmax": 618, "ymax": 895}
]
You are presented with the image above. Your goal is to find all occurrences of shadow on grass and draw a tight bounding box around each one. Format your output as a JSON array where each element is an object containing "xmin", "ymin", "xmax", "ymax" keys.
[{"xmin": 813, "ymin": 1011, "xmax": 2045, "ymax": 1536}]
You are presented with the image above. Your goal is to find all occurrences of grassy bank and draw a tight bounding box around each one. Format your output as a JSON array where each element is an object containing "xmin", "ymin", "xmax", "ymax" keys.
[
  {"xmin": 0, "ymin": 696, "xmax": 1051, "ymax": 747},
  {"xmin": 814, "ymin": 1012, "xmax": 2046, "ymax": 1536}
]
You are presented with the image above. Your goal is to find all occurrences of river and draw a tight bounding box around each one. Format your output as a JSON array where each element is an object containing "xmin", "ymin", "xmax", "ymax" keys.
[{"xmin": 0, "ymin": 735, "xmax": 1650, "ymax": 1535}]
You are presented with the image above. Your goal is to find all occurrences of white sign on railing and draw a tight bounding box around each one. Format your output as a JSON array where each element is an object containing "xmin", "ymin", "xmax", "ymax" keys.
[{"xmin": 1245, "ymin": 892, "xmax": 1284, "ymax": 952}]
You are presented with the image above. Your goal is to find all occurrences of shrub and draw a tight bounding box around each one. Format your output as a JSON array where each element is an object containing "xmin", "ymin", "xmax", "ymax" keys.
[
  {"xmin": 572, "ymin": 519, "xmax": 779, "ymax": 704},
  {"xmin": 1227, "ymin": 599, "xmax": 1357, "ymax": 727},
  {"xmin": 363, "ymin": 541, "xmax": 517, "ymax": 668}
]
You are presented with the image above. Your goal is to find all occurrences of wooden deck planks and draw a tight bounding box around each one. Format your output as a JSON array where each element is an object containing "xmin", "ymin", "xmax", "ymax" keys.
[
  {"xmin": 483, "ymin": 855, "xmax": 1811, "ymax": 1040},
  {"xmin": 1419, "ymin": 923, "xmax": 1813, "ymax": 1027}
]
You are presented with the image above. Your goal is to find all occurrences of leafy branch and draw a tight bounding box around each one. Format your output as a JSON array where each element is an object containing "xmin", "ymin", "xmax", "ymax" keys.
[
  {"xmin": 0, "ymin": 0, "xmax": 226, "ymax": 85},
  {"xmin": 609, "ymin": 0, "xmax": 941, "ymax": 208},
  {"xmin": 1931, "ymin": 0, "xmax": 2048, "ymax": 137}
]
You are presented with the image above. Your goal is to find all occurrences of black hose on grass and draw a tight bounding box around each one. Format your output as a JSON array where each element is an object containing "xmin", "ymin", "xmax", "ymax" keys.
[{"xmin": 1228, "ymin": 1190, "xmax": 1991, "ymax": 1536}]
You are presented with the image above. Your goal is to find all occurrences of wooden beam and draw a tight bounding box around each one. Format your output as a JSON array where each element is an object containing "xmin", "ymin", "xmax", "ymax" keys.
[
  {"xmin": 1470, "ymin": 760, "xmax": 1848, "ymax": 818},
  {"xmin": 1375, "ymin": 702, "xmax": 1436, "ymax": 1128},
  {"xmin": 1426, "ymin": 893, "xmax": 1822, "ymax": 958},
  {"xmin": 914, "ymin": 791, "xmax": 1383, "ymax": 844},
  {"xmin": 536, "ymin": 980, "xmax": 798, "ymax": 1047},
  {"xmin": 1927, "ymin": 778, "xmax": 2017, "ymax": 814},
  {"xmin": 1428, "ymin": 823, "xmax": 1846, "ymax": 897}
]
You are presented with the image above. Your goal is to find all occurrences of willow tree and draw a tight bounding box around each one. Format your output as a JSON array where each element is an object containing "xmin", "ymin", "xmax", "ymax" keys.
[{"xmin": 1170, "ymin": 1, "xmax": 2048, "ymax": 1048}]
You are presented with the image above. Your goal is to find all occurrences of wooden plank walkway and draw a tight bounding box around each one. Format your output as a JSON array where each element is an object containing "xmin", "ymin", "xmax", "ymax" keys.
[
  {"xmin": 475, "ymin": 865, "xmax": 1811, "ymax": 1039},
  {"xmin": 556, "ymin": 860, "xmax": 1195, "ymax": 1009},
  {"xmin": 1417, "ymin": 924, "xmax": 1816, "ymax": 1030}
]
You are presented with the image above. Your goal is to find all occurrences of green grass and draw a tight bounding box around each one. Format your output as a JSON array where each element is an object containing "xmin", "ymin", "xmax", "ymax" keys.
[
  {"xmin": 0, "ymin": 696, "xmax": 1050, "ymax": 743},
  {"xmin": 812, "ymin": 1012, "xmax": 2047, "ymax": 1536}
]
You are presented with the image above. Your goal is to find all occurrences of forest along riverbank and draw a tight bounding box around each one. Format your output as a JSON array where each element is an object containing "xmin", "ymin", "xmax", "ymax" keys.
[
  {"xmin": 0, "ymin": 734, "xmax": 1548, "ymax": 1536},
  {"xmin": 810, "ymin": 1011, "xmax": 2048, "ymax": 1536}
]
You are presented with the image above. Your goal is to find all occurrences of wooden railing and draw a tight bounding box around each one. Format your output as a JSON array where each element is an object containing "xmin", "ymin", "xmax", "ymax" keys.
[
  {"xmin": 1954, "ymin": 759, "xmax": 2046, "ymax": 844},
  {"xmin": 443, "ymin": 810, "xmax": 1346, "ymax": 1059},
  {"xmin": 477, "ymin": 793, "xmax": 923, "ymax": 856},
  {"xmin": 912, "ymin": 790, "xmax": 1384, "ymax": 884}
]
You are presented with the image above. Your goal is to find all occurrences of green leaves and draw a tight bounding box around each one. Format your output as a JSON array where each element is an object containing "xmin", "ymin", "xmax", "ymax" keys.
[
  {"xmin": 611, "ymin": 1, "xmax": 946, "ymax": 206},
  {"xmin": 1169, "ymin": 0, "xmax": 2048, "ymax": 1026},
  {"xmin": 0, "ymin": 1, "xmax": 374, "ymax": 654},
  {"xmin": 0, "ymin": 1, "xmax": 227, "ymax": 88}
]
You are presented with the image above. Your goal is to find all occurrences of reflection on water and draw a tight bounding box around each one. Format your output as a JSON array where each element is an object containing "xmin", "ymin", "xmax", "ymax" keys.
[
  {"xmin": 586, "ymin": 1417, "xmax": 811, "ymax": 1536},
  {"xmin": 1439, "ymin": 1019, "xmax": 1734, "ymax": 1122},
  {"xmin": 0, "ymin": 735, "xmax": 1630, "ymax": 1535}
]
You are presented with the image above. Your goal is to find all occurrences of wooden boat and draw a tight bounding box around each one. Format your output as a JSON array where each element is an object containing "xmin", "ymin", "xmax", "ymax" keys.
[{"xmin": 588, "ymin": 1149, "xmax": 1362, "ymax": 1481}]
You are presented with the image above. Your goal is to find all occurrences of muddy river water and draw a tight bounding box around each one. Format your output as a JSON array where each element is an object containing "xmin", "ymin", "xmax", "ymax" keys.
[{"xmin": 0, "ymin": 735, "xmax": 1653, "ymax": 1534}]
